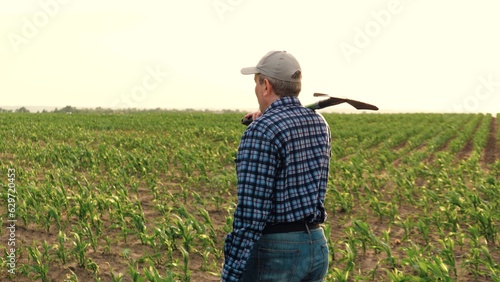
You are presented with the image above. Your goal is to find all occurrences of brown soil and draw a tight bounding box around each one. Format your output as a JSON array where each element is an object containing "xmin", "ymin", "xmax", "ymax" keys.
[
  {"xmin": 482, "ymin": 117, "xmax": 498, "ymax": 167},
  {"xmin": 456, "ymin": 116, "xmax": 483, "ymax": 161}
]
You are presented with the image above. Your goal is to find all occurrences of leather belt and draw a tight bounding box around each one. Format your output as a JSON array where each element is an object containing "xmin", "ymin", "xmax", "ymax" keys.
[{"xmin": 262, "ymin": 222, "xmax": 320, "ymax": 234}]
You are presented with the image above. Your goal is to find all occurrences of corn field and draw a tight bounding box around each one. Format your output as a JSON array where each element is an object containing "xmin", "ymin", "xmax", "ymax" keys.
[{"xmin": 1, "ymin": 112, "xmax": 499, "ymax": 281}]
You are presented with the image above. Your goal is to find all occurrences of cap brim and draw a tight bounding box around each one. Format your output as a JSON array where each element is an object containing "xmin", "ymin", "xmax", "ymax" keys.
[{"xmin": 241, "ymin": 66, "xmax": 258, "ymax": 75}]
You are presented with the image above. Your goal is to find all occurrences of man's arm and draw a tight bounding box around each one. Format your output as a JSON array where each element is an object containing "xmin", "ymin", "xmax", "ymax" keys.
[{"xmin": 222, "ymin": 128, "xmax": 276, "ymax": 281}]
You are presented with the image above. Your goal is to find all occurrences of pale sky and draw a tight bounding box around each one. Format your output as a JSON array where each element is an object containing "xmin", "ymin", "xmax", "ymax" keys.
[{"xmin": 1, "ymin": 0, "xmax": 499, "ymax": 114}]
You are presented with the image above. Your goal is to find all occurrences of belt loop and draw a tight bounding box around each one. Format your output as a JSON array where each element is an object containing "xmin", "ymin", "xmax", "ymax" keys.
[{"xmin": 305, "ymin": 222, "xmax": 311, "ymax": 235}]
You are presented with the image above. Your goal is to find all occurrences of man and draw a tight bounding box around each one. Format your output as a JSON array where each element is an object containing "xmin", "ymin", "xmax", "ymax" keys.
[{"xmin": 222, "ymin": 50, "xmax": 332, "ymax": 281}]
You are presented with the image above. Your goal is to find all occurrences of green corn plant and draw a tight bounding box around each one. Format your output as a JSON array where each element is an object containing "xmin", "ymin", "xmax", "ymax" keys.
[
  {"xmin": 211, "ymin": 193, "xmax": 225, "ymax": 212},
  {"xmin": 71, "ymin": 232, "xmax": 89, "ymax": 267},
  {"xmin": 110, "ymin": 269, "xmax": 124, "ymax": 282},
  {"xmin": 81, "ymin": 223, "xmax": 98, "ymax": 252},
  {"xmin": 198, "ymin": 208, "xmax": 217, "ymax": 242},
  {"xmin": 155, "ymin": 201, "xmax": 173, "ymax": 215},
  {"xmin": 386, "ymin": 202, "xmax": 399, "ymax": 222},
  {"xmin": 143, "ymin": 264, "xmax": 176, "ymax": 282},
  {"xmin": 416, "ymin": 218, "xmax": 430, "ymax": 244},
  {"xmin": 179, "ymin": 246, "xmax": 191, "ymax": 282},
  {"xmin": 143, "ymin": 232, "xmax": 161, "ymax": 254},
  {"xmin": 352, "ymin": 220, "xmax": 396, "ymax": 269},
  {"xmin": 180, "ymin": 183, "xmax": 190, "ymax": 204},
  {"xmin": 369, "ymin": 195, "xmax": 384, "ymax": 220},
  {"xmin": 330, "ymin": 267, "xmax": 350, "ymax": 282},
  {"xmin": 121, "ymin": 248, "xmax": 132, "ymax": 262},
  {"xmin": 40, "ymin": 241, "xmax": 53, "ymax": 264},
  {"xmin": 17, "ymin": 200, "xmax": 29, "ymax": 226},
  {"xmin": 339, "ymin": 191, "xmax": 354, "ymax": 214},
  {"xmin": 130, "ymin": 211, "xmax": 147, "ymax": 244},
  {"xmin": 45, "ymin": 204, "xmax": 62, "ymax": 232},
  {"xmin": 468, "ymin": 225, "xmax": 481, "ymax": 249},
  {"xmin": 323, "ymin": 223, "xmax": 336, "ymax": 262},
  {"xmin": 480, "ymin": 245, "xmax": 500, "ymax": 272},
  {"xmin": 91, "ymin": 213, "xmax": 103, "ymax": 237},
  {"xmin": 153, "ymin": 226, "xmax": 175, "ymax": 262},
  {"xmin": 463, "ymin": 246, "xmax": 488, "ymax": 280},
  {"xmin": 402, "ymin": 242, "xmax": 454, "ymax": 281},
  {"xmin": 131, "ymin": 181, "xmax": 140, "ymax": 195},
  {"xmin": 343, "ymin": 227, "xmax": 361, "ymax": 259},
  {"xmin": 338, "ymin": 243, "xmax": 356, "ymax": 274},
  {"xmin": 470, "ymin": 245, "xmax": 500, "ymax": 280},
  {"xmin": 0, "ymin": 255, "xmax": 4, "ymax": 273},
  {"xmin": 385, "ymin": 268, "xmax": 424, "ymax": 282},
  {"xmin": 191, "ymin": 190, "xmax": 206, "ymax": 206},
  {"xmin": 438, "ymin": 237, "xmax": 457, "ymax": 279},
  {"xmin": 65, "ymin": 269, "xmax": 79, "ymax": 282},
  {"xmin": 401, "ymin": 243, "xmax": 427, "ymax": 278},
  {"xmin": 18, "ymin": 263, "xmax": 31, "ymax": 277},
  {"xmin": 329, "ymin": 188, "xmax": 353, "ymax": 214},
  {"xmin": 109, "ymin": 196, "xmax": 131, "ymax": 243},
  {"xmin": 141, "ymin": 252, "xmax": 163, "ymax": 266},
  {"xmin": 103, "ymin": 236, "xmax": 112, "ymax": 254},
  {"xmin": 351, "ymin": 220, "xmax": 379, "ymax": 254},
  {"xmin": 453, "ymin": 231, "xmax": 466, "ymax": 251},
  {"xmin": 175, "ymin": 203, "xmax": 191, "ymax": 219},
  {"xmin": 441, "ymin": 205, "xmax": 460, "ymax": 232},
  {"xmin": 196, "ymin": 248, "xmax": 212, "ymax": 271},
  {"xmin": 143, "ymin": 265, "xmax": 162, "ymax": 282},
  {"xmin": 27, "ymin": 243, "xmax": 49, "ymax": 282},
  {"xmin": 378, "ymin": 229, "xmax": 396, "ymax": 269},
  {"xmin": 430, "ymin": 210, "xmax": 445, "ymax": 237},
  {"xmin": 56, "ymin": 230, "xmax": 68, "ymax": 264},
  {"xmin": 128, "ymin": 264, "xmax": 146, "ymax": 282},
  {"xmin": 222, "ymin": 207, "xmax": 235, "ymax": 234},
  {"xmin": 393, "ymin": 215, "xmax": 413, "ymax": 242},
  {"xmin": 469, "ymin": 203, "xmax": 498, "ymax": 245},
  {"xmin": 71, "ymin": 193, "xmax": 90, "ymax": 221},
  {"xmin": 425, "ymin": 256, "xmax": 453, "ymax": 282},
  {"xmin": 171, "ymin": 214, "xmax": 197, "ymax": 253},
  {"xmin": 86, "ymin": 258, "xmax": 100, "ymax": 277}
]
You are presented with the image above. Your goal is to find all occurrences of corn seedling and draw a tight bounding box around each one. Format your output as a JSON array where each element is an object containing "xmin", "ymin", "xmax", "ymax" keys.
[
  {"xmin": 27, "ymin": 243, "xmax": 49, "ymax": 282},
  {"xmin": 70, "ymin": 232, "xmax": 89, "ymax": 267}
]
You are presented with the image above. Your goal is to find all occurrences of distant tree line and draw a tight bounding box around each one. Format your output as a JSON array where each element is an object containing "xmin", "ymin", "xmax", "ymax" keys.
[{"xmin": 0, "ymin": 106, "xmax": 246, "ymax": 114}]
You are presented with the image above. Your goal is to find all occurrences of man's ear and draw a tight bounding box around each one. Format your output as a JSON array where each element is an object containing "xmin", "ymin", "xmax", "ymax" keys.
[{"xmin": 263, "ymin": 79, "xmax": 273, "ymax": 96}]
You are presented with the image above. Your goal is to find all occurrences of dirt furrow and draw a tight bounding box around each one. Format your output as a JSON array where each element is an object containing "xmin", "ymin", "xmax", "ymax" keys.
[{"xmin": 482, "ymin": 117, "xmax": 498, "ymax": 166}]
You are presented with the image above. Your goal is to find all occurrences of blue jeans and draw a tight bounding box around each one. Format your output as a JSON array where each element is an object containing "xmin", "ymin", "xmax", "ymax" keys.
[{"xmin": 240, "ymin": 227, "xmax": 329, "ymax": 282}]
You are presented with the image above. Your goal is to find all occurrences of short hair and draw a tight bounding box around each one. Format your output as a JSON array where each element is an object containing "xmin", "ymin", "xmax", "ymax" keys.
[{"xmin": 258, "ymin": 71, "xmax": 302, "ymax": 97}]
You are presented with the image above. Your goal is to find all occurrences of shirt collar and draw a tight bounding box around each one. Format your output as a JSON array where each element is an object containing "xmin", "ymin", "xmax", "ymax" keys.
[{"xmin": 264, "ymin": 96, "xmax": 302, "ymax": 114}]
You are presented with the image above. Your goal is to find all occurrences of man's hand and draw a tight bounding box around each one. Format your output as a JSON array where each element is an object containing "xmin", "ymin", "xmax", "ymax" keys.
[
  {"xmin": 241, "ymin": 111, "xmax": 262, "ymax": 126},
  {"xmin": 245, "ymin": 111, "xmax": 262, "ymax": 121}
]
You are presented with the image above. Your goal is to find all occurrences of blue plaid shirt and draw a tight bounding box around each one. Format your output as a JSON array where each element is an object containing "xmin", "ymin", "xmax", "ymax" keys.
[{"xmin": 222, "ymin": 96, "xmax": 331, "ymax": 281}]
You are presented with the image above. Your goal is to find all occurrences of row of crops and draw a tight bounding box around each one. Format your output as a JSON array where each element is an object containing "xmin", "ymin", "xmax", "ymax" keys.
[{"xmin": 0, "ymin": 112, "xmax": 499, "ymax": 281}]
